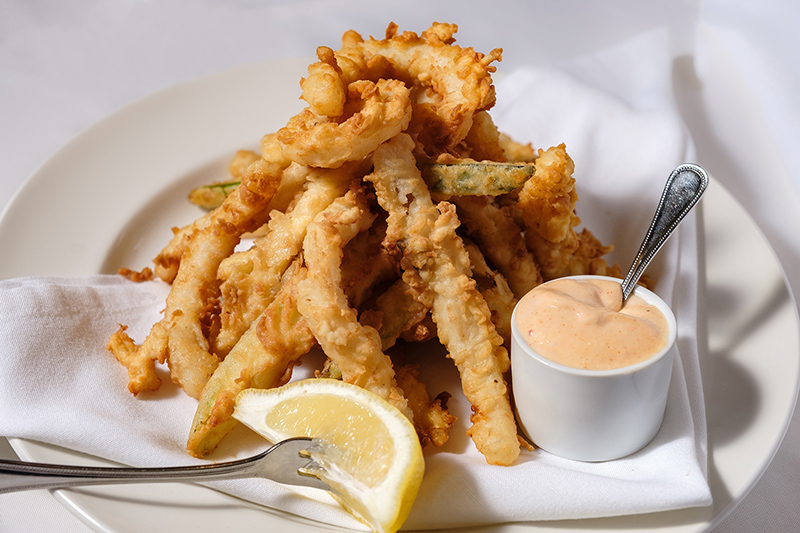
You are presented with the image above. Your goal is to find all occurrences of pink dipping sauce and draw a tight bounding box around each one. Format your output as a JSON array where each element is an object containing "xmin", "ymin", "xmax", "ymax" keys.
[{"xmin": 514, "ymin": 278, "xmax": 669, "ymax": 370}]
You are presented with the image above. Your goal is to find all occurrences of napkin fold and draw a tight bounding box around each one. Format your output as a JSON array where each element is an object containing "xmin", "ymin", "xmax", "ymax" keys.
[{"xmin": 0, "ymin": 44, "xmax": 713, "ymax": 530}]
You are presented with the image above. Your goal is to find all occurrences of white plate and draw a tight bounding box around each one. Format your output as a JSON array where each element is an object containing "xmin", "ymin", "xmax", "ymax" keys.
[{"xmin": 1, "ymin": 59, "xmax": 798, "ymax": 533}]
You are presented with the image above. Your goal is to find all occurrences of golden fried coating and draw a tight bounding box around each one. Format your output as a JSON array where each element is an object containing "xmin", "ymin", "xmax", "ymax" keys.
[
  {"xmin": 187, "ymin": 180, "xmax": 240, "ymax": 211},
  {"xmin": 517, "ymin": 143, "xmax": 620, "ymax": 280},
  {"xmin": 452, "ymin": 195, "xmax": 541, "ymax": 297},
  {"xmin": 395, "ymin": 365, "xmax": 456, "ymax": 448},
  {"xmin": 107, "ymin": 325, "xmax": 161, "ymax": 395},
  {"xmin": 187, "ymin": 150, "xmax": 261, "ymax": 210},
  {"xmin": 277, "ymin": 78, "xmax": 412, "ymax": 168},
  {"xmin": 340, "ymin": 216, "xmax": 399, "ymax": 309},
  {"xmin": 517, "ymin": 144, "xmax": 580, "ymax": 244},
  {"xmin": 295, "ymin": 185, "xmax": 412, "ymax": 419},
  {"xmin": 117, "ymin": 267, "xmax": 153, "ymax": 283},
  {"xmin": 151, "ymin": 219, "xmax": 206, "ymax": 284},
  {"xmin": 498, "ymin": 132, "xmax": 537, "ymax": 163},
  {"xmin": 359, "ymin": 279, "xmax": 430, "ymax": 351},
  {"xmin": 300, "ymin": 22, "xmax": 501, "ymax": 156},
  {"xmin": 463, "ymin": 240, "xmax": 517, "ymax": 347},
  {"xmin": 300, "ymin": 51, "xmax": 347, "ymax": 118},
  {"xmin": 169, "ymin": 159, "xmax": 288, "ymax": 398},
  {"xmin": 214, "ymin": 163, "xmax": 362, "ymax": 355},
  {"xmin": 366, "ymin": 134, "xmax": 519, "ymax": 466},
  {"xmin": 462, "ymin": 111, "xmax": 508, "ymax": 162},
  {"xmin": 153, "ymin": 160, "xmax": 309, "ymax": 284},
  {"xmin": 111, "ymin": 157, "xmax": 288, "ymax": 399},
  {"xmin": 407, "ymin": 202, "xmax": 519, "ymax": 465},
  {"xmin": 186, "ymin": 260, "xmax": 313, "ymax": 457},
  {"xmin": 398, "ymin": 312, "xmax": 437, "ymax": 344},
  {"xmin": 526, "ymin": 228, "xmax": 622, "ymax": 281}
]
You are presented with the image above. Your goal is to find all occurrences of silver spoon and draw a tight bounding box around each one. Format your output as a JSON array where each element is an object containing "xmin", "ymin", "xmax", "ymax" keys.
[
  {"xmin": 0, "ymin": 437, "xmax": 329, "ymax": 494},
  {"xmin": 620, "ymin": 163, "xmax": 709, "ymax": 302}
]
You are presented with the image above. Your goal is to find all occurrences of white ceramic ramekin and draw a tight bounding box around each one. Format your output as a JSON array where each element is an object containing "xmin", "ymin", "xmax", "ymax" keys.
[{"xmin": 511, "ymin": 275, "xmax": 677, "ymax": 462}]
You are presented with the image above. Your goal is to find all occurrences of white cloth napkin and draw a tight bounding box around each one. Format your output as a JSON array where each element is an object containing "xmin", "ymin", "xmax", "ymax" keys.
[{"xmin": 0, "ymin": 59, "xmax": 712, "ymax": 529}]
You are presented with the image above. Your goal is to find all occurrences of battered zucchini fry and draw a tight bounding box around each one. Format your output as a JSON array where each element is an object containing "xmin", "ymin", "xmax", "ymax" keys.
[
  {"xmin": 422, "ymin": 160, "xmax": 535, "ymax": 196},
  {"xmin": 186, "ymin": 260, "xmax": 313, "ymax": 457},
  {"xmin": 188, "ymin": 180, "xmax": 241, "ymax": 210}
]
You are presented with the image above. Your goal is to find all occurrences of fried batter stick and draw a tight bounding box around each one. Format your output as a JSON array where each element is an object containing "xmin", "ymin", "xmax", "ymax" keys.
[
  {"xmin": 359, "ymin": 279, "xmax": 430, "ymax": 351},
  {"xmin": 214, "ymin": 162, "xmax": 364, "ymax": 355},
  {"xmin": 463, "ymin": 239, "xmax": 517, "ymax": 347},
  {"xmin": 152, "ymin": 155, "xmax": 308, "ymax": 284},
  {"xmin": 452, "ymin": 195, "xmax": 541, "ymax": 297},
  {"xmin": 517, "ymin": 144, "xmax": 620, "ymax": 280},
  {"xmin": 366, "ymin": 134, "xmax": 520, "ymax": 466},
  {"xmin": 339, "ymin": 216, "xmax": 398, "ymax": 309},
  {"xmin": 295, "ymin": 185, "xmax": 412, "ymax": 419},
  {"xmin": 109, "ymin": 157, "xmax": 288, "ymax": 399}
]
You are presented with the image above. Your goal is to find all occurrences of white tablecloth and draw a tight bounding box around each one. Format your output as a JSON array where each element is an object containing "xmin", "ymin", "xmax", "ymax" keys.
[{"xmin": 1, "ymin": 1, "xmax": 799, "ymax": 532}]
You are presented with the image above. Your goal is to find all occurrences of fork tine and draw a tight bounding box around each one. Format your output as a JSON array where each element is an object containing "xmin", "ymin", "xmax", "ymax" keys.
[{"xmin": 260, "ymin": 437, "xmax": 330, "ymax": 491}]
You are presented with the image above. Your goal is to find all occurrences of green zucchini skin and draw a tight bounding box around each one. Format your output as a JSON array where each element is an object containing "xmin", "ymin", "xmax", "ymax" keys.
[
  {"xmin": 188, "ymin": 180, "xmax": 241, "ymax": 210},
  {"xmin": 421, "ymin": 161, "xmax": 535, "ymax": 195}
]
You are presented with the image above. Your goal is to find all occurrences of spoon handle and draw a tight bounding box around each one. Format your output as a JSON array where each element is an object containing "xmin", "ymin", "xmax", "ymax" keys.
[{"xmin": 621, "ymin": 163, "xmax": 709, "ymax": 301}]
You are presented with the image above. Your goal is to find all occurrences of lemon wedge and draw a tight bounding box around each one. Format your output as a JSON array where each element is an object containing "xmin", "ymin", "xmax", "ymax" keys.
[{"xmin": 233, "ymin": 378, "xmax": 424, "ymax": 533}]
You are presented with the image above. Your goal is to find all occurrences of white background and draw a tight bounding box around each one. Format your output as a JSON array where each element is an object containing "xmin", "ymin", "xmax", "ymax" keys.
[{"xmin": 1, "ymin": 0, "xmax": 798, "ymax": 531}]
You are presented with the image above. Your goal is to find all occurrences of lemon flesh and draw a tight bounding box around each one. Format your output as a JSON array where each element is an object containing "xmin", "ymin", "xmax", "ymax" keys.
[{"xmin": 233, "ymin": 379, "xmax": 424, "ymax": 533}]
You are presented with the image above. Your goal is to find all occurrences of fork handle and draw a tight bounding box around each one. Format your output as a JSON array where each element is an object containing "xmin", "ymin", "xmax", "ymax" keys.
[
  {"xmin": 0, "ymin": 456, "xmax": 255, "ymax": 493},
  {"xmin": 0, "ymin": 438, "xmax": 328, "ymax": 494}
]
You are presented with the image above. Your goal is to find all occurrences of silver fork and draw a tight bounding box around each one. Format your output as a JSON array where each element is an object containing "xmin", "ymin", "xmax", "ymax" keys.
[{"xmin": 0, "ymin": 437, "xmax": 329, "ymax": 494}]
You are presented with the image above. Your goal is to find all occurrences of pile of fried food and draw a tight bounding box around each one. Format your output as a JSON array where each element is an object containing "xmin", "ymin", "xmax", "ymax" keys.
[{"xmin": 108, "ymin": 22, "xmax": 619, "ymax": 467}]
